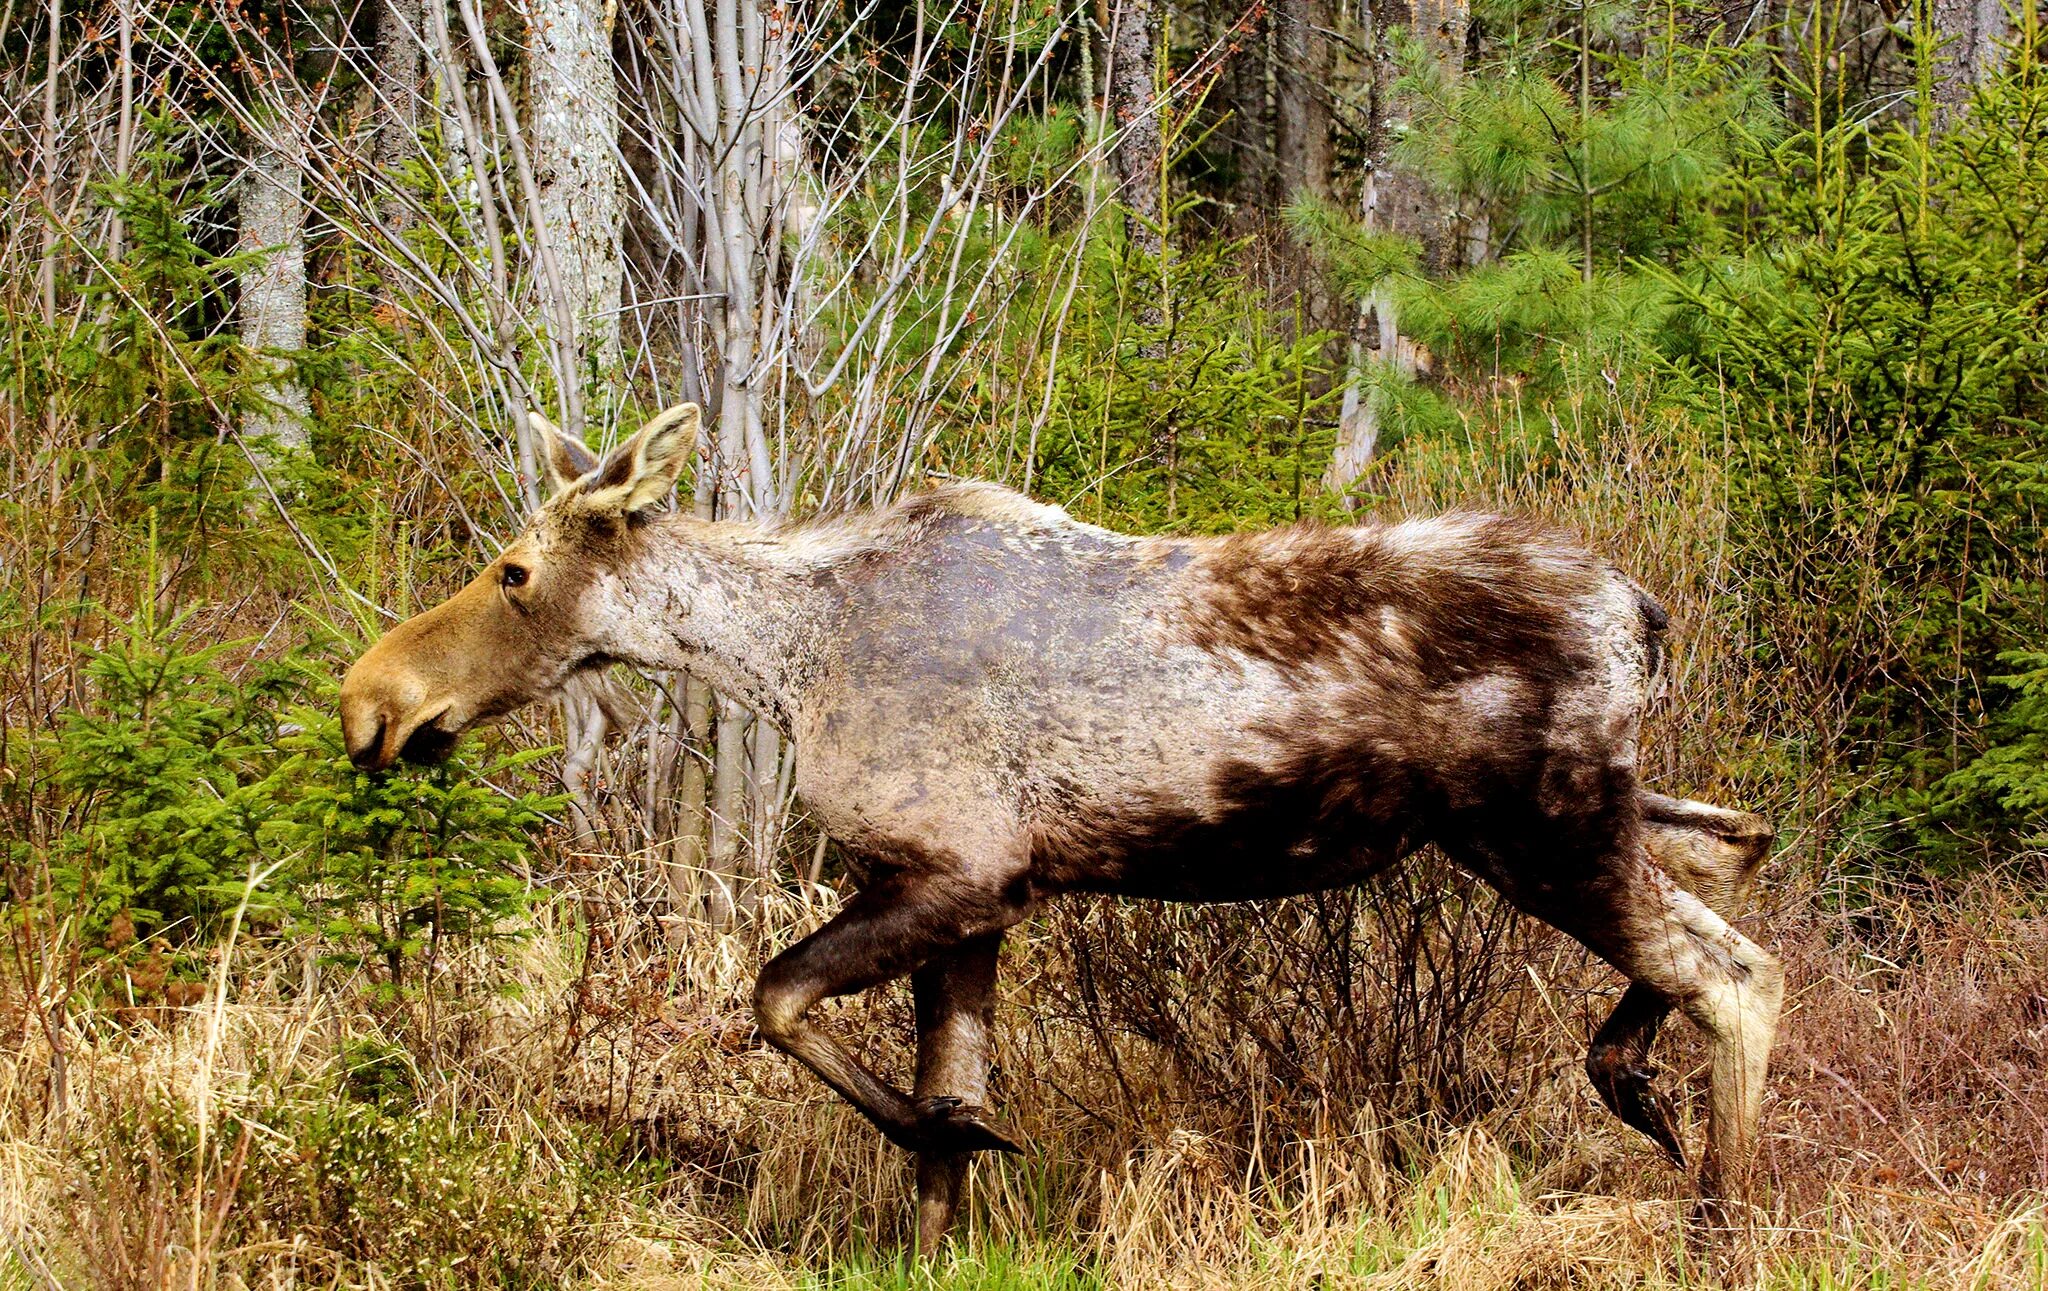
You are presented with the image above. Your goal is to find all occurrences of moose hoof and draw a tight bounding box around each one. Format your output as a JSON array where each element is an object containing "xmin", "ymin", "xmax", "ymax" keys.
[
  {"xmin": 1593, "ymin": 1061, "xmax": 1687, "ymax": 1170},
  {"xmin": 913, "ymin": 1096, "xmax": 1024, "ymax": 1156}
]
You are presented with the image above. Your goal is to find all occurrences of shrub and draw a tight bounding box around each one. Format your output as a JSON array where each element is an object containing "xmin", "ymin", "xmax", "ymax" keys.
[
  {"xmin": 69, "ymin": 1074, "xmax": 620, "ymax": 1291},
  {"xmin": 10, "ymin": 595, "xmax": 562, "ymax": 998}
]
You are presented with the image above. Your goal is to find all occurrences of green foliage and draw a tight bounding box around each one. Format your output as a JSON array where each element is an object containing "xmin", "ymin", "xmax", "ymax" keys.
[
  {"xmin": 1024, "ymin": 239, "xmax": 1344, "ymax": 533},
  {"xmin": 1938, "ymin": 653, "xmax": 2048, "ymax": 848},
  {"xmin": 1675, "ymin": 52, "xmax": 2048, "ymax": 861},
  {"xmin": 44, "ymin": 610, "xmax": 301, "ymax": 945},
  {"xmin": 1287, "ymin": 16, "xmax": 1777, "ymax": 453},
  {"xmin": 15, "ymin": 591, "xmax": 560, "ymax": 990},
  {"xmin": 79, "ymin": 1075, "xmax": 619, "ymax": 1290},
  {"xmin": 273, "ymin": 711, "xmax": 556, "ymax": 987},
  {"xmin": 1395, "ymin": 17, "xmax": 1777, "ymax": 265},
  {"xmin": 0, "ymin": 113, "xmax": 281, "ymax": 583}
]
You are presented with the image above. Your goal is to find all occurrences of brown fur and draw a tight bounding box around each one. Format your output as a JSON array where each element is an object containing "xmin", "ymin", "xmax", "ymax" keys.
[{"xmin": 339, "ymin": 406, "xmax": 1785, "ymax": 1249}]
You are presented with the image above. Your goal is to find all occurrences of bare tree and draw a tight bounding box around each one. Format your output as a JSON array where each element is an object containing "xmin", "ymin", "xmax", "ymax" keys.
[
  {"xmin": 528, "ymin": 0, "xmax": 626, "ymax": 373},
  {"xmin": 1325, "ymin": 0, "xmax": 1469, "ymax": 502}
]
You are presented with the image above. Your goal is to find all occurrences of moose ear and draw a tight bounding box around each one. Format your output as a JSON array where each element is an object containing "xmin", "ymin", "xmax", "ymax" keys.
[
  {"xmin": 582, "ymin": 403, "xmax": 700, "ymax": 516},
  {"xmin": 531, "ymin": 410, "xmax": 600, "ymax": 495}
]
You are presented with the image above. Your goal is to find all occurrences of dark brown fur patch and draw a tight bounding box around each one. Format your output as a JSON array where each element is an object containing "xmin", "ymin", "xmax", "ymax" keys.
[{"xmin": 1176, "ymin": 515, "xmax": 1602, "ymax": 682}]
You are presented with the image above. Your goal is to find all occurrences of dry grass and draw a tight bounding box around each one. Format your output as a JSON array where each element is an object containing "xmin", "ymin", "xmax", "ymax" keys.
[{"xmin": 3, "ymin": 854, "xmax": 2045, "ymax": 1289}]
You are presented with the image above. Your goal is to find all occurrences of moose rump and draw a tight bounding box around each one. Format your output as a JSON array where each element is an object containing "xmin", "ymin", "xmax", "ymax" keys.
[{"xmin": 1022, "ymin": 514, "xmax": 1662, "ymax": 907}]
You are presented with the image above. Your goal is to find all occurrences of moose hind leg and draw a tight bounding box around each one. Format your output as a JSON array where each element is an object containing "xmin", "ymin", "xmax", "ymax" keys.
[
  {"xmin": 1589, "ymin": 792, "xmax": 1776, "ymax": 1168},
  {"xmin": 1580, "ymin": 860, "xmax": 1785, "ymax": 1202},
  {"xmin": 1640, "ymin": 792, "xmax": 1774, "ymax": 916},
  {"xmin": 912, "ymin": 932, "xmax": 1005, "ymax": 1251},
  {"xmin": 1585, "ymin": 982, "xmax": 1684, "ymax": 1167},
  {"xmin": 752, "ymin": 875, "xmax": 1026, "ymax": 1157}
]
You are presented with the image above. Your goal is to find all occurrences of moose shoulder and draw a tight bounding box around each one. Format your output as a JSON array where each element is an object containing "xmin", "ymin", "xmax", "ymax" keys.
[{"xmin": 339, "ymin": 404, "xmax": 1783, "ymax": 1249}]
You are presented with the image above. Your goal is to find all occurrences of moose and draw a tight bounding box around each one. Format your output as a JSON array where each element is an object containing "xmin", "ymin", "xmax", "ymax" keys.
[{"xmin": 340, "ymin": 403, "xmax": 1783, "ymax": 1247}]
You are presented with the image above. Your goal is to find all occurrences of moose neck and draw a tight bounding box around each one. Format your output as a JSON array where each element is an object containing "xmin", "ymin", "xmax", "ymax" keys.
[{"xmin": 593, "ymin": 515, "xmax": 837, "ymax": 732}]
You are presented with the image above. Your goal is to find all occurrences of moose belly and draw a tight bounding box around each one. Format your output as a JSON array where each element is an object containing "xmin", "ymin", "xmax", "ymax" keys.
[{"xmin": 1029, "ymin": 754, "xmax": 1422, "ymax": 903}]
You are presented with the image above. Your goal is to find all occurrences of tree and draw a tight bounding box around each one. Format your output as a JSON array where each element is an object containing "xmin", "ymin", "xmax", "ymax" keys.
[
  {"xmin": 371, "ymin": 0, "xmax": 426, "ymax": 255},
  {"xmin": 1929, "ymin": 0, "xmax": 2011, "ymax": 127},
  {"xmin": 527, "ymin": 0, "xmax": 625, "ymax": 373},
  {"xmin": 238, "ymin": 102, "xmax": 313, "ymax": 460},
  {"xmin": 1323, "ymin": 0, "xmax": 1470, "ymax": 499},
  {"xmin": 1273, "ymin": 0, "xmax": 1335, "ymax": 207},
  {"xmin": 1106, "ymin": 0, "xmax": 1165, "ymax": 259}
]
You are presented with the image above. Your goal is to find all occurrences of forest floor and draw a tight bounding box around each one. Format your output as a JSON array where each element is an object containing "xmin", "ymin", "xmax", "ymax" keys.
[{"xmin": 5, "ymin": 860, "xmax": 2045, "ymax": 1290}]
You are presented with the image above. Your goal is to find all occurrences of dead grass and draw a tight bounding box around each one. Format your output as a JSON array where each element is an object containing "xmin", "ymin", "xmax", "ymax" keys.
[{"xmin": 3, "ymin": 854, "xmax": 2044, "ymax": 1289}]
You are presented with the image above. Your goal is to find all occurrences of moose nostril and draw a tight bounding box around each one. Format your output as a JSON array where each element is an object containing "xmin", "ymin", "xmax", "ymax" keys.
[{"xmin": 348, "ymin": 716, "xmax": 388, "ymax": 771}]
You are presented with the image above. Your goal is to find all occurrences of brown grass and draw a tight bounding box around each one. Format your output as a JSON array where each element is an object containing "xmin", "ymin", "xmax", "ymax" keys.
[{"xmin": 4, "ymin": 852, "xmax": 2044, "ymax": 1288}]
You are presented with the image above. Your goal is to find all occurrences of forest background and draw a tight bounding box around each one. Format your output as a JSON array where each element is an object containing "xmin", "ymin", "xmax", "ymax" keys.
[{"xmin": 2, "ymin": 0, "xmax": 2046, "ymax": 1285}]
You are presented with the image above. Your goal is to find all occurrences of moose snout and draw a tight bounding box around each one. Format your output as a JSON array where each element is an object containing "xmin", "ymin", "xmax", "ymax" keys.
[
  {"xmin": 338, "ymin": 668, "xmax": 404, "ymax": 772},
  {"xmin": 343, "ymin": 708, "xmax": 389, "ymax": 771},
  {"xmin": 338, "ymin": 642, "xmax": 447, "ymax": 773}
]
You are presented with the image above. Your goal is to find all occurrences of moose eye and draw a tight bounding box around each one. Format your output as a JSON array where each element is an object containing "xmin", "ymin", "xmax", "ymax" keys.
[{"xmin": 501, "ymin": 563, "xmax": 530, "ymax": 589}]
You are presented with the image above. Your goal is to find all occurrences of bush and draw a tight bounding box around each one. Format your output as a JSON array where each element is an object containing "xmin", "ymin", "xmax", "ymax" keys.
[
  {"xmin": 7, "ymin": 596, "xmax": 562, "ymax": 998},
  {"xmin": 70, "ymin": 1073, "xmax": 620, "ymax": 1291},
  {"xmin": 1679, "ymin": 57, "xmax": 2048, "ymax": 863},
  {"xmin": 271, "ymin": 710, "xmax": 558, "ymax": 988}
]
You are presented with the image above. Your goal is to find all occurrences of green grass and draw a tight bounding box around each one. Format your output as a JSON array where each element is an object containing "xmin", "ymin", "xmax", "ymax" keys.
[{"xmin": 804, "ymin": 1244, "xmax": 1104, "ymax": 1290}]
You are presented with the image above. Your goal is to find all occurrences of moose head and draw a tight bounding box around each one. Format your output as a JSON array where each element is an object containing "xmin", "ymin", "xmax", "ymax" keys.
[{"xmin": 337, "ymin": 404, "xmax": 701, "ymax": 772}]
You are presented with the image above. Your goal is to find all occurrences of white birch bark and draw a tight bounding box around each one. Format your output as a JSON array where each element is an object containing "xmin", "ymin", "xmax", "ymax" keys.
[
  {"xmin": 238, "ymin": 115, "xmax": 312, "ymax": 458},
  {"xmin": 527, "ymin": 0, "xmax": 625, "ymax": 370}
]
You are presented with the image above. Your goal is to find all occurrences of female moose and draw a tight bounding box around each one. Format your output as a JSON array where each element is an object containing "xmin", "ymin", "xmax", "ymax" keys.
[{"xmin": 339, "ymin": 403, "xmax": 1782, "ymax": 1247}]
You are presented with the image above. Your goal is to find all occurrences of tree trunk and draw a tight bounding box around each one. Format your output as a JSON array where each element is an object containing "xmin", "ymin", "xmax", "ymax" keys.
[
  {"xmin": 1273, "ymin": 0, "xmax": 1334, "ymax": 208},
  {"xmin": 707, "ymin": 699, "xmax": 750, "ymax": 925},
  {"xmin": 527, "ymin": 0, "xmax": 624, "ymax": 370},
  {"xmin": 238, "ymin": 114, "xmax": 312, "ymax": 459},
  {"xmin": 1324, "ymin": 0, "xmax": 1469, "ymax": 503},
  {"xmin": 1213, "ymin": 6, "xmax": 1274, "ymax": 227},
  {"xmin": 373, "ymin": 0, "xmax": 425, "ymax": 249},
  {"xmin": 1106, "ymin": 0, "xmax": 1164, "ymax": 259},
  {"xmin": 1372, "ymin": 0, "xmax": 1468, "ymax": 271},
  {"xmin": 1929, "ymin": 0, "xmax": 2009, "ymax": 128}
]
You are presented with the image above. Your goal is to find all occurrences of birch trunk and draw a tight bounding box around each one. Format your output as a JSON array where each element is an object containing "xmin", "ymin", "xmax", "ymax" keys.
[
  {"xmin": 527, "ymin": 0, "xmax": 624, "ymax": 371},
  {"xmin": 1325, "ymin": 0, "xmax": 1469, "ymax": 503},
  {"xmin": 238, "ymin": 115, "xmax": 312, "ymax": 459}
]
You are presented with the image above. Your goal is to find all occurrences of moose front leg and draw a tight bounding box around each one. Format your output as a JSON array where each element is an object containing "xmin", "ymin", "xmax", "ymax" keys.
[
  {"xmin": 753, "ymin": 876, "xmax": 1026, "ymax": 1158},
  {"xmin": 912, "ymin": 932, "xmax": 1005, "ymax": 1250}
]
